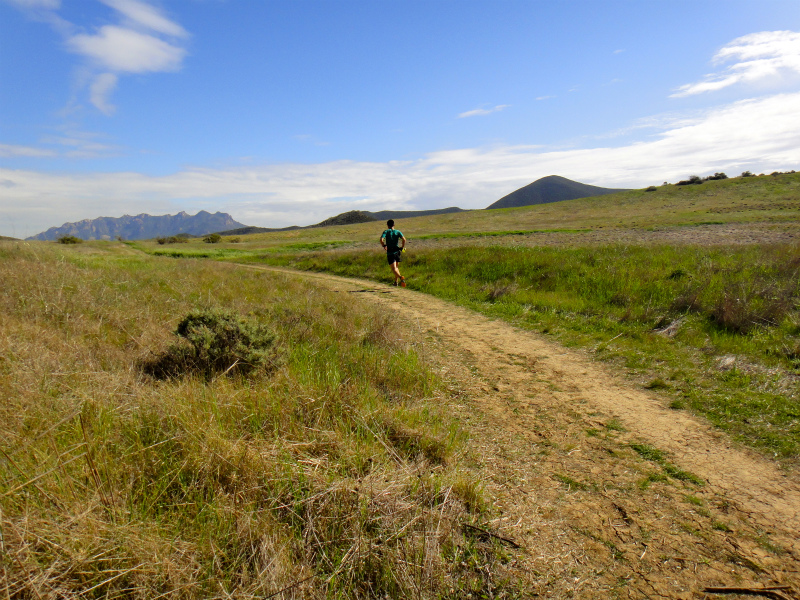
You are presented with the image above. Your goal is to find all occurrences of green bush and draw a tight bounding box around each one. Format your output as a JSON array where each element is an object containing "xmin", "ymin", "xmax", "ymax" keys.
[
  {"xmin": 141, "ymin": 308, "xmax": 281, "ymax": 379},
  {"xmin": 156, "ymin": 236, "xmax": 190, "ymax": 245},
  {"xmin": 57, "ymin": 235, "xmax": 82, "ymax": 244},
  {"xmin": 203, "ymin": 233, "xmax": 222, "ymax": 244}
]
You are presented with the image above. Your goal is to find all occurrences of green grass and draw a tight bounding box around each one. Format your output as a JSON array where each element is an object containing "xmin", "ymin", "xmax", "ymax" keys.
[
  {"xmin": 0, "ymin": 241, "xmax": 522, "ymax": 598},
  {"xmin": 234, "ymin": 240, "xmax": 800, "ymax": 461},
  {"xmin": 414, "ymin": 228, "xmax": 592, "ymax": 240},
  {"xmin": 629, "ymin": 443, "xmax": 705, "ymax": 486},
  {"xmin": 133, "ymin": 171, "xmax": 800, "ymax": 252}
]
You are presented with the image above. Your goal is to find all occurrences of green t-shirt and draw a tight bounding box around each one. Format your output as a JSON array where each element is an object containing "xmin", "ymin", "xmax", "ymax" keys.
[{"xmin": 381, "ymin": 228, "xmax": 404, "ymax": 252}]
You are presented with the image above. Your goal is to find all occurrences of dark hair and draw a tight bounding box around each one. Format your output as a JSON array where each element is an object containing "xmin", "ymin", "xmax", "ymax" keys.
[{"xmin": 386, "ymin": 219, "xmax": 394, "ymax": 228}]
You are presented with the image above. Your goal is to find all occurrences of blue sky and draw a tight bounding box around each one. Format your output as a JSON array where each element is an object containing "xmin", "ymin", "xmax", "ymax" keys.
[{"xmin": 2, "ymin": 0, "xmax": 800, "ymax": 238}]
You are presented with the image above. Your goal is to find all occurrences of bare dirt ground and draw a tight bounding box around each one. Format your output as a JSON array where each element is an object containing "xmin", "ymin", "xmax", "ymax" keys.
[{"xmin": 241, "ymin": 264, "xmax": 799, "ymax": 599}]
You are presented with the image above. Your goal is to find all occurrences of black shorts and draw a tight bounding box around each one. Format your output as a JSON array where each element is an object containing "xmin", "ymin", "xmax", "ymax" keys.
[{"xmin": 387, "ymin": 250, "xmax": 402, "ymax": 264}]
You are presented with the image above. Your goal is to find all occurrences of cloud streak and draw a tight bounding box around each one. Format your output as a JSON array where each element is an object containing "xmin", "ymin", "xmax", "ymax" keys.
[
  {"xmin": 7, "ymin": 0, "xmax": 189, "ymax": 114},
  {"xmin": 673, "ymin": 30, "xmax": 800, "ymax": 96},
  {"xmin": 4, "ymin": 91, "xmax": 800, "ymax": 238},
  {"xmin": 68, "ymin": 26, "xmax": 186, "ymax": 73},
  {"xmin": 458, "ymin": 104, "xmax": 510, "ymax": 118}
]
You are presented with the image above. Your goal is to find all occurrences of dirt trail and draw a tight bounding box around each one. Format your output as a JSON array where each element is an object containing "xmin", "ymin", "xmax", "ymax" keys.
[{"xmin": 242, "ymin": 264, "xmax": 800, "ymax": 598}]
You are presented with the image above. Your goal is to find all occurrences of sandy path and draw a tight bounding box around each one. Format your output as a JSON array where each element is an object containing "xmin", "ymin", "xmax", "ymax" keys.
[{"xmin": 240, "ymin": 264, "xmax": 800, "ymax": 597}]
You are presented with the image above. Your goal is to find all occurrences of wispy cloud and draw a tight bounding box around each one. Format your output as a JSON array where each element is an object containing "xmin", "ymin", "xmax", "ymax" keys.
[
  {"xmin": 294, "ymin": 134, "xmax": 331, "ymax": 147},
  {"xmin": 673, "ymin": 30, "xmax": 800, "ymax": 97},
  {"xmin": 88, "ymin": 73, "xmax": 118, "ymax": 115},
  {"xmin": 0, "ymin": 143, "xmax": 57, "ymax": 158},
  {"xmin": 7, "ymin": 0, "xmax": 189, "ymax": 114},
  {"xmin": 5, "ymin": 0, "xmax": 60, "ymax": 8},
  {"xmin": 68, "ymin": 26, "xmax": 186, "ymax": 73},
  {"xmin": 536, "ymin": 95, "xmax": 555, "ymax": 101},
  {"xmin": 4, "ymin": 90, "xmax": 800, "ymax": 237},
  {"xmin": 100, "ymin": 0, "xmax": 188, "ymax": 38},
  {"xmin": 457, "ymin": 104, "xmax": 510, "ymax": 118}
]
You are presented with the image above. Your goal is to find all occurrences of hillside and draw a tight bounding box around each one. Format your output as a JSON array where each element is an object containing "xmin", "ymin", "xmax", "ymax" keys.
[
  {"xmin": 28, "ymin": 210, "xmax": 245, "ymax": 241},
  {"xmin": 487, "ymin": 175, "xmax": 630, "ymax": 209},
  {"xmin": 365, "ymin": 207, "xmax": 466, "ymax": 221}
]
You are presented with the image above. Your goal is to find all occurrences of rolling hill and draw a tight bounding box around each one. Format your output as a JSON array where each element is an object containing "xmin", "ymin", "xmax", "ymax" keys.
[{"xmin": 487, "ymin": 175, "xmax": 630, "ymax": 209}]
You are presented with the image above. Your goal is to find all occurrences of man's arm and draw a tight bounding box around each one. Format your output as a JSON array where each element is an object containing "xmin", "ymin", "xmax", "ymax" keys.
[
  {"xmin": 380, "ymin": 232, "xmax": 387, "ymax": 249},
  {"xmin": 400, "ymin": 234, "xmax": 406, "ymax": 249}
]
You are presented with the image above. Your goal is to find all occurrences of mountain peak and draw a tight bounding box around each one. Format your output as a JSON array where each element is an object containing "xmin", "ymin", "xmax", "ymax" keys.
[
  {"xmin": 487, "ymin": 175, "xmax": 630, "ymax": 209},
  {"xmin": 27, "ymin": 211, "xmax": 246, "ymax": 241}
]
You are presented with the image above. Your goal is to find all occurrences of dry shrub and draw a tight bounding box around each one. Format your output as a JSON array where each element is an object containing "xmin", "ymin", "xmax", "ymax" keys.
[
  {"xmin": 711, "ymin": 283, "xmax": 794, "ymax": 334},
  {"xmin": 140, "ymin": 308, "xmax": 281, "ymax": 379},
  {"xmin": 482, "ymin": 280, "xmax": 517, "ymax": 301},
  {"xmin": 671, "ymin": 284, "xmax": 705, "ymax": 313},
  {"xmin": 383, "ymin": 419, "xmax": 450, "ymax": 464}
]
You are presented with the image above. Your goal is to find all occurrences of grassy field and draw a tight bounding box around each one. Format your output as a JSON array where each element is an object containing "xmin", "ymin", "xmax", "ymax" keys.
[
  {"xmin": 131, "ymin": 170, "xmax": 800, "ymax": 256},
  {"xmin": 5, "ymin": 171, "xmax": 799, "ymax": 595},
  {"xmin": 0, "ymin": 242, "xmax": 522, "ymax": 598},
  {"xmin": 128, "ymin": 171, "xmax": 800, "ymax": 464},
  {"xmin": 253, "ymin": 242, "xmax": 800, "ymax": 461}
]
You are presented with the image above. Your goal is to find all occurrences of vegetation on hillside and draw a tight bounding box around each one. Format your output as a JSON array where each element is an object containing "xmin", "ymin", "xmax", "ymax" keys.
[
  {"xmin": 253, "ymin": 242, "xmax": 800, "ymax": 460},
  {"xmin": 0, "ymin": 242, "xmax": 523, "ymax": 598}
]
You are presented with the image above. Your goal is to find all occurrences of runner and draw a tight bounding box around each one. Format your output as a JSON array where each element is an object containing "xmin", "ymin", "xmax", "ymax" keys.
[{"xmin": 380, "ymin": 219, "xmax": 406, "ymax": 287}]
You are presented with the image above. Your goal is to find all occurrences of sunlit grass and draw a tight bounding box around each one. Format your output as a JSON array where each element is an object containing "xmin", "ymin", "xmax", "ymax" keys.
[
  {"xmin": 0, "ymin": 241, "xmax": 521, "ymax": 598},
  {"xmin": 245, "ymin": 241, "xmax": 800, "ymax": 461}
]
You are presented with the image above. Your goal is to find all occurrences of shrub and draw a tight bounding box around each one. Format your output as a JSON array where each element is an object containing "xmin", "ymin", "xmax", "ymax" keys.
[
  {"xmin": 141, "ymin": 308, "xmax": 281, "ymax": 379},
  {"xmin": 645, "ymin": 186, "xmax": 657, "ymax": 192},
  {"xmin": 203, "ymin": 233, "xmax": 222, "ymax": 244},
  {"xmin": 741, "ymin": 171, "xmax": 755, "ymax": 177},
  {"xmin": 705, "ymin": 172, "xmax": 728, "ymax": 181},
  {"xmin": 156, "ymin": 236, "xmax": 189, "ymax": 245},
  {"xmin": 228, "ymin": 237, "xmax": 241, "ymax": 243},
  {"xmin": 57, "ymin": 235, "xmax": 82, "ymax": 244},
  {"xmin": 675, "ymin": 175, "xmax": 703, "ymax": 186},
  {"xmin": 711, "ymin": 283, "xmax": 794, "ymax": 334}
]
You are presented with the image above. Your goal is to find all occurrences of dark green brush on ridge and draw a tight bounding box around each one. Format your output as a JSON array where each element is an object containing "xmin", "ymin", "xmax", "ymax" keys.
[{"xmin": 487, "ymin": 175, "xmax": 630, "ymax": 209}]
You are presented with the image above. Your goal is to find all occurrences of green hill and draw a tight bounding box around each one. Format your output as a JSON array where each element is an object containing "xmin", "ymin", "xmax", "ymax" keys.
[{"xmin": 487, "ymin": 175, "xmax": 630, "ymax": 209}]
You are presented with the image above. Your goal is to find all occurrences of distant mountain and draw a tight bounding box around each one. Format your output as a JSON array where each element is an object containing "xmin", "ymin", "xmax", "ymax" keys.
[
  {"xmin": 310, "ymin": 210, "xmax": 377, "ymax": 228},
  {"xmin": 307, "ymin": 207, "xmax": 468, "ymax": 228},
  {"xmin": 487, "ymin": 175, "xmax": 629, "ymax": 209},
  {"xmin": 0, "ymin": 235, "xmax": 19, "ymax": 241},
  {"xmin": 215, "ymin": 225, "xmax": 301, "ymax": 236},
  {"xmin": 28, "ymin": 211, "xmax": 246, "ymax": 241},
  {"xmin": 217, "ymin": 207, "xmax": 468, "ymax": 235},
  {"xmin": 365, "ymin": 207, "xmax": 466, "ymax": 221}
]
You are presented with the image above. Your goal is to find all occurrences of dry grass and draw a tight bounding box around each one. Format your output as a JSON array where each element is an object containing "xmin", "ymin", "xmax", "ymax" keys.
[{"xmin": 0, "ymin": 242, "xmax": 524, "ymax": 598}]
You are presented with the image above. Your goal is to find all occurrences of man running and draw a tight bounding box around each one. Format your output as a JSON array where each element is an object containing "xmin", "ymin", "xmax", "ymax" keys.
[{"xmin": 380, "ymin": 219, "xmax": 406, "ymax": 287}]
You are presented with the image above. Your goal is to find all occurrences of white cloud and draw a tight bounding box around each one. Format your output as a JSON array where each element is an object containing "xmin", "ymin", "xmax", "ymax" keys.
[
  {"xmin": 4, "ymin": 90, "xmax": 800, "ymax": 237},
  {"xmin": 0, "ymin": 143, "xmax": 56, "ymax": 157},
  {"xmin": 5, "ymin": 0, "xmax": 60, "ymax": 8},
  {"xmin": 673, "ymin": 30, "xmax": 800, "ymax": 97},
  {"xmin": 89, "ymin": 73, "xmax": 118, "ymax": 114},
  {"xmin": 67, "ymin": 25, "xmax": 185, "ymax": 73},
  {"xmin": 458, "ymin": 104, "xmax": 510, "ymax": 118},
  {"xmin": 100, "ymin": 0, "xmax": 188, "ymax": 38},
  {"xmin": 6, "ymin": 0, "xmax": 189, "ymax": 115}
]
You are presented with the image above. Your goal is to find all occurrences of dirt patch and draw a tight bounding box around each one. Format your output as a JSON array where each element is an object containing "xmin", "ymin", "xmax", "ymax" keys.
[{"xmin": 240, "ymin": 264, "xmax": 800, "ymax": 598}]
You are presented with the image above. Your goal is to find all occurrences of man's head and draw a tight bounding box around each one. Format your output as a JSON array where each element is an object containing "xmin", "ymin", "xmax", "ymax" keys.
[{"xmin": 387, "ymin": 219, "xmax": 394, "ymax": 228}]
